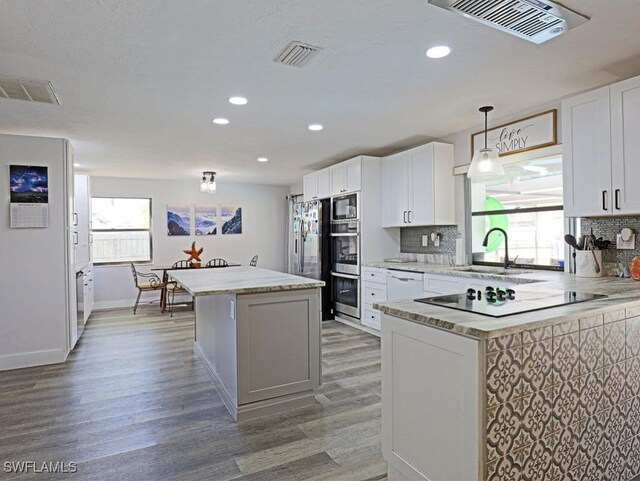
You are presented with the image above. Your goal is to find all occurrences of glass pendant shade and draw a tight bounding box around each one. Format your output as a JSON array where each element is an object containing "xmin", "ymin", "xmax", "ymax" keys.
[
  {"xmin": 467, "ymin": 147, "xmax": 504, "ymax": 182},
  {"xmin": 200, "ymin": 177, "xmax": 208, "ymax": 192},
  {"xmin": 467, "ymin": 105, "xmax": 504, "ymax": 183},
  {"xmin": 207, "ymin": 180, "xmax": 217, "ymax": 193}
]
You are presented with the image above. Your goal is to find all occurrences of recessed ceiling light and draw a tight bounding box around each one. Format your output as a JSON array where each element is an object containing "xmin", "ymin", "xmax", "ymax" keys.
[
  {"xmin": 257, "ymin": 157, "xmax": 269, "ymax": 162},
  {"xmin": 212, "ymin": 118, "xmax": 229, "ymax": 125},
  {"xmin": 426, "ymin": 46, "xmax": 452, "ymax": 59},
  {"xmin": 308, "ymin": 124, "xmax": 323, "ymax": 131},
  {"xmin": 229, "ymin": 96, "xmax": 248, "ymax": 105},
  {"xmin": 74, "ymin": 163, "xmax": 81, "ymax": 167}
]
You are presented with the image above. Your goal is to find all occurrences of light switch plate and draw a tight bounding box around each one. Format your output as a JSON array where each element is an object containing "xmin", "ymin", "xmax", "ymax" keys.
[
  {"xmin": 422, "ymin": 235, "xmax": 429, "ymax": 247},
  {"xmin": 617, "ymin": 233, "xmax": 636, "ymax": 250},
  {"xmin": 230, "ymin": 300, "xmax": 236, "ymax": 319}
]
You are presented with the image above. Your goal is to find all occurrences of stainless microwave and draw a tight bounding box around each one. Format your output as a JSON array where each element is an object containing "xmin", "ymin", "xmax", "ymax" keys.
[{"xmin": 331, "ymin": 193, "xmax": 358, "ymax": 222}]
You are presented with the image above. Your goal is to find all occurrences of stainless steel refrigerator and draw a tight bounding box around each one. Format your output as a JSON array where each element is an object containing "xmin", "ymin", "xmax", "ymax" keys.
[{"xmin": 287, "ymin": 195, "xmax": 331, "ymax": 319}]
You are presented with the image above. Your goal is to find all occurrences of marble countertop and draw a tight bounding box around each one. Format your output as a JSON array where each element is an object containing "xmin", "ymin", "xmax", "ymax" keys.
[
  {"xmin": 169, "ymin": 267, "xmax": 325, "ymax": 296},
  {"xmin": 372, "ymin": 264, "xmax": 640, "ymax": 340}
]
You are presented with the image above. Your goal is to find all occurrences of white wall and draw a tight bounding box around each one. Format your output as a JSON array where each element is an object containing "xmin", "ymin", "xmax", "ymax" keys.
[
  {"xmin": 91, "ymin": 176, "xmax": 290, "ymax": 308},
  {"xmin": 0, "ymin": 134, "xmax": 70, "ymax": 370}
]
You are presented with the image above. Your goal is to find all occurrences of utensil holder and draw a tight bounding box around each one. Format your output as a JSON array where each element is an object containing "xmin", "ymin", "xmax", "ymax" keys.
[{"xmin": 575, "ymin": 250, "xmax": 603, "ymax": 278}]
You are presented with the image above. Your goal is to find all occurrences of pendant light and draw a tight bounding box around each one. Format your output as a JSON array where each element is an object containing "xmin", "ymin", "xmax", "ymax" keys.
[
  {"xmin": 467, "ymin": 106, "xmax": 504, "ymax": 183},
  {"xmin": 200, "ymin": 171, "xmax": 217, "ymax": 193}
]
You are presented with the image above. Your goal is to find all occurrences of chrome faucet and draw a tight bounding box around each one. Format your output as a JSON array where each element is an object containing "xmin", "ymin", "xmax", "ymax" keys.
[{"xmin": 482, "ymin": 227, "xmax": 510, "ymax": 269}]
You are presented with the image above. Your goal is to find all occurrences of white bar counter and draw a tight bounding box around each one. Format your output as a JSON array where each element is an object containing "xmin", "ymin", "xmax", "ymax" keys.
[{"xmin": 171, "ymin": 267, "xmax": 325, "ymax": 422}]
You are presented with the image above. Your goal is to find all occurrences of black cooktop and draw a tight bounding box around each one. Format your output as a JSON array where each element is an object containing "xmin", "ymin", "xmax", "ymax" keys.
[{"xmin": 415, "ymin": 286, "xmax": 607, "ymax": 318}]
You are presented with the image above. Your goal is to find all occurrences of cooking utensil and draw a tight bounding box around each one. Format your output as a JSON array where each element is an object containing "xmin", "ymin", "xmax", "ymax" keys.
[
  {"xmin": 564, "ymin": 235, "xmax": 580, "ymax": 272},
  {"xmin": 577, "ymin": 235, "xmax": 586, "ymax": 250},
  {"xmin": 564, "ymin": 234, "xmax": 579, "ymax": 250}
]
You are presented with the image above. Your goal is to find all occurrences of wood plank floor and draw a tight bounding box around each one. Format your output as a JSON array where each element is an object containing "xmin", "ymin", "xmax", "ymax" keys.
[{"xmin": 0, "ymin": 306, "xmax": 386, "ymax": 481}]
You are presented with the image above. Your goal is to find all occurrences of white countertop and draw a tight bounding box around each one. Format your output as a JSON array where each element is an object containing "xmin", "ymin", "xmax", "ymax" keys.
[{"xmin": 169, "ymin": 266, "xmax": 325, "ymax": 296}]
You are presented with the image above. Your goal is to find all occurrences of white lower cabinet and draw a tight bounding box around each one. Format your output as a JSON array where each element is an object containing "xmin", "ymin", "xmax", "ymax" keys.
[
  {"xmin": 382, "ymin": 313, "xmax": 480, "ymax": 480},
  {"xmin": 83, "ymin": 264, "xmax": 94, "ymax": 323},
  {"xmin": 361, "ymin": 267, "xmax": 387, "ymax": 331}
]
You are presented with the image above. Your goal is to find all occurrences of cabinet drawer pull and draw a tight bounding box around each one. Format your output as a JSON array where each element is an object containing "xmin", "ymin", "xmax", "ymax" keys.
[
  {"xmin": 602, "ymin": 190, "xmax": 608, "ymax": 211},
  {"xmin": 403, "ymin": 211, "xmax": 407, "ymax": 223},
  {"xmin": 408, "ymin": 210, "xmax": 412, "ymax": 223},
  {"xmin": 615, "ymin": 189, "xmax": 621, "ymax": 210}
]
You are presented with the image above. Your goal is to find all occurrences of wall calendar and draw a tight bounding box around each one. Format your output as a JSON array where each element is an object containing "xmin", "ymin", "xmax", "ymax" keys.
[{"xmin": 9, "ymin": 165, "xmax": 49, "ymax": 228}]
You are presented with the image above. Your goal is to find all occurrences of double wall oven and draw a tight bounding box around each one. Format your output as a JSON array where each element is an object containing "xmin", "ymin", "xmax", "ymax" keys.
[{"xmin": 330, "ymin": 193, "xmax": 361, "ymax": 320}]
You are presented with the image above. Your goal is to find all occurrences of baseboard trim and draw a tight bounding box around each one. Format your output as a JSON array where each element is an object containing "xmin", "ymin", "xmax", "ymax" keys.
[
  {"xmin": 195, "ymin": 342, "xmax": 317, "ymax": 422},
  {"xmin": 334, "ymin": 316, "xmax": 381, "ymax": 337},
  {"xmin": 0, "ymin": 348, "xmax": 67, "ymax": 371}
]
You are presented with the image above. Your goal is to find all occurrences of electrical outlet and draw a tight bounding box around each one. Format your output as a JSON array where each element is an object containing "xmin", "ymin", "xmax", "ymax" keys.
[
  {"xmin": 617, "ymin": 233, "xmax": 636, "ymax": 250},
  {"xmin": 422, "ymin": 235, "xmax": 429, "ymax": 247}
]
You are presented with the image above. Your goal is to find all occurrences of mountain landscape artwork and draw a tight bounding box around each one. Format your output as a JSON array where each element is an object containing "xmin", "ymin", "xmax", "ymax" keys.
[
  {"xmin": 9, "ymin": 165, "xmax": 49, "ymax": 203},
  {"xmin": 195, "ymin": 206, "xmax": 217, "ymax": 235},
  {"xmin": 221, "ymin": 204, "xmax": 242, "ymax": 235},
  {"xmin": 167, "ymin": 205, "xmax": 190, "ymax": 236}
]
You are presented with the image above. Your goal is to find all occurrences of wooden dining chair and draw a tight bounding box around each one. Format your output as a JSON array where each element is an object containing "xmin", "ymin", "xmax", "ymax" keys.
[
  {"xmin": 205, "ymin": 258, "xmax": 229, "ymax": 268},
  {"xmin": 249, "ymin": 255, "xmax": 258, "ymax": 267},
  {"xmin": 130, "ymin": 262, "xmax": 165, "ymax": 314}
]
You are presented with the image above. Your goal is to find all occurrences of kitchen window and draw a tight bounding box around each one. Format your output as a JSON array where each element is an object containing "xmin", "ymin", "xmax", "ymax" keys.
[
  {"xmin": 91, "ymin": 197, "xmax": 152, "ymax": 264},
  {"xmin": 470, "ymin": 155, "xmax": 565, "ymax": 270}
]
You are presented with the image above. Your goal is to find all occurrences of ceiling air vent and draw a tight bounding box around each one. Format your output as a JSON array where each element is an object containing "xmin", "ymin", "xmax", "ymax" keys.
[
  {"xmin": 274, "ymin": 41, "xmax": 321, "ymax": 68},
  {"xmin": 428, "ymin": 0, "xmax": 589, "ymax": 44},
  {"xmin": 0, "ymin": 76, "xmax": 61, "ymax": 105}
]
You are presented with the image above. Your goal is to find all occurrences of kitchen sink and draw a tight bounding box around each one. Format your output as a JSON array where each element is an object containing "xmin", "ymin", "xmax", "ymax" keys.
[{"xmin": 454, "ymin": 267, "xmax": 533, "ymax": 276}]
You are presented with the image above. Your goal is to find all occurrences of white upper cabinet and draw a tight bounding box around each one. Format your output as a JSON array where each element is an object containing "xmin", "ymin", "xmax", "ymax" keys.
[
  {"xmin": 563, "ymin": 73, "xmax": 640, "ymax": 217},
  {"xmin": 381, "ymin": 142, "xmax": 455, "ymax": 228},
  {"xmin": 611, "ymin": 75, "xmax": 640, "ymax": 214},
  {"xmin": 303, "ymin": 167, "xmax": 331, "ymax": 202},
  {"xmin": 317, "ymin": 169, "xmax": 331, "ymax": 199},
  {"xmin": 562, "ymin": 86, "xmax": 612, "ymax": 217},
  {"xmin": 330, "ymin": 157, "xmax": 361, "ymax": 196}
]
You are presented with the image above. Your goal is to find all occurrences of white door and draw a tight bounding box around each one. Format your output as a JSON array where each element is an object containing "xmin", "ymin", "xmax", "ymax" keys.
[
  {"xmin": 303, "ymin": 173, "xmax": 318, "ymax": 202},
  {"xmin": 409, "ymin": 145, "xmax": 434, "ymax": 225},
  {"xmin": 384, "ymin": 152, "xmax": 410, "ymax": 227},
  {"xmin": 345, "ymin": 158, "xmax": 362, "ymax": 193},
  {"xmin": 316, "ymin": 169, "xmax": 331, "ymax": 199},
  {"xmin": 562, "ymin": 86, "xmax": 613, "ymax": 217},
  {"xmin": 330, "ymin": 165, "xmax": 347, "ymax": 195},
  {"xmin": 611, "ymin": 75, "xmax": 640, "ymax": 215}
]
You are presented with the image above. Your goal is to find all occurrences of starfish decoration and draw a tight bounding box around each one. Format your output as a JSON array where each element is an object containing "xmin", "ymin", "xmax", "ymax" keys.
[{"xmin": 183, "ymin": 241, "xmax": 204, "ymax": 262}]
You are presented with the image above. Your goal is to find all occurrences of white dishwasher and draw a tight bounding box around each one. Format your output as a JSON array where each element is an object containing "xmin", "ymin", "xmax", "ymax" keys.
[{"xmin": 386, "ymin": 270, "xmax": 424, "ymax": 301}]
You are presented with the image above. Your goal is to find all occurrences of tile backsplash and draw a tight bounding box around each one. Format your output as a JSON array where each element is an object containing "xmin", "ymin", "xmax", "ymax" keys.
[
  {"xmin": 400, "ymin": 225, "xmax": 458, "ymax": 255},
  {"xmin": 580, "ymin": 216, "xmax": 640, "ymax": 270}
]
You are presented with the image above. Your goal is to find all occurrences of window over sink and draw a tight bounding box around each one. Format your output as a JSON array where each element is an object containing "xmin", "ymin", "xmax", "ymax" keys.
[
  {"xmin": 470, "ymin": 155, "xmax": 564, "ymax": 270},
  {"xmin": 91, "ymin": 197, "xmax": 152, "ymax": 264}
]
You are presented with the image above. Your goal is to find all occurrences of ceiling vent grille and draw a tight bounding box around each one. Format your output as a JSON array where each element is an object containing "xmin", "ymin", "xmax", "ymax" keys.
[
  {"xmin": 0, "ymin": 76, "xmax": 60, "ymax": 105},
  {"xmin": 428, "ymin": 0, "xmax": 588, "ymax": 44},
  {"xmin": 273, "ymin": 41, "xmax": 321, "ymax": 68}
]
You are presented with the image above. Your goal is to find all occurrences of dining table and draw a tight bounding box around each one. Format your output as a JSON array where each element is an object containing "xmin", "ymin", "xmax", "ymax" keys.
[{"xmin": 151, "ymin": 263, "xmax": 242, "ymax": 313}]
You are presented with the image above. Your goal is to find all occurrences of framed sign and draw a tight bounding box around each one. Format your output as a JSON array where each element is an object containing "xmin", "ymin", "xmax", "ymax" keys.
[{"xmin": 472, "ymin": 109, "xmax": 557, "ymax": 158}]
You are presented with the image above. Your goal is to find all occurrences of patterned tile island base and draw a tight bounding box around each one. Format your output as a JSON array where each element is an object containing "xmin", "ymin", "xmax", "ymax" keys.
[{"xmin": 486, "ymin": 308, "xmax": 640, "ymax": 481}]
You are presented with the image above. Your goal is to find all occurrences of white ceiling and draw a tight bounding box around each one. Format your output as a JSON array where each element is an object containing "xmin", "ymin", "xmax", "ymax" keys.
[{"xmin": 1, "ymin": 0, "xmax": 640, "ymax": 185}]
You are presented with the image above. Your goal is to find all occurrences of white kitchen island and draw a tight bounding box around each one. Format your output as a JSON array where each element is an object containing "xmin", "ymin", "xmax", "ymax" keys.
[{"xmin": 170, "ymin": 267, "xmax": 324, "ymax": 422}]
